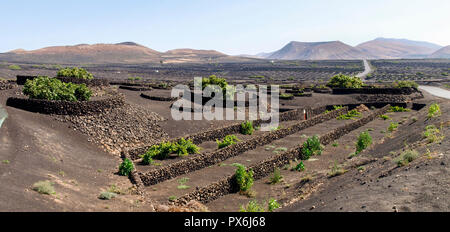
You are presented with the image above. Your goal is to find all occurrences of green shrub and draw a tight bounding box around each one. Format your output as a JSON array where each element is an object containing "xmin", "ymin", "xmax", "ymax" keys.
[
  {"xmin": 32, "ymin": 181, "xmax": 55, "ymax": 195},
  {"xmin": 23, "ymin": 76, "xmax": 92, "ymax": 101},
  {"xmin": 240, "ymin": 200, "xmax": 265, "ymax": 212},
  {"xmin": 8, "ymin": 64, "xmax": 21, "ymax": 70},
  {"xmin": 424, "ymin": 125, "xmax": 444, "ymax": 143},
  {"xmin": 177, "ymin": 177, "xmax": 190, "ymax": 190},
  {"xmin": 327, "ymin": 74, "xmax": 363, "ymax": 88},
  {"xmin": 233, "ymin": 163, "xmax": 254, "ymax": 193},
  {"xmin": 328, "ymin": 161, "xmax": 347, "ymax": 177},
  {"xmin": 392, "ymin": 80, "xmax": 418, "ymax": 88},
  {"xmin": 241, "ymin": 121, "xmax": 254, "ymax": 135},
  {"xmin": 269, "ymin": 168, "xmax": 283, "ymax": 184},
  {"xmin": 337, "ymin": 109, "xmax": 361, "ymax": 120},
  {"xmin": 428, "ymin": 103, "xmax": 441, "ymax": 118},
  {"xmin": 98, "ymin": 191, "xmax": 117, "ymax": 200},
  {"xmin": 57, "ymin": 67, "xmax": 93, "ymax": 80},
  {"xmin": 141, "ymin": 139, "xmax": 199, "ymax": 162},
  {"xmin": 388, "ymin": 122, "xmax": 399, "ymax": 132},
  {"xmin": 217, "ymin": 135, "xmax": 240, "ymax": 149},
  {"xmin": 356, "ymin": 131, "xmax": 372, "ymax": 154},
  {"xmin": 389, "ymin": 106, "xmax": 410, "ymax": 112},
  {"xmin": 395, "ymin": 150, "xmax": 419, "ymax": 167},
  {"xmin": 301, "ymin": 135, "xmax": 323, "ymax": 160},
  {"xmin": 280, "ymin": 93, "xmax": 294, "ymax": 99},
  {"xmin": 118, "ymin": 158, "xmax": 134, "ymax": 176},
  {"xmin": 292, "ymin": 161, "xmax": 305, "ymax": 172},
  {"xmin": 379, "ymin": 114, "xmax": 391, "ymax": 120},
  {"xmin": 174, "ymin": 138, "xmax": 199, "ymax": 156},
  {"xmin": 267, "ymin": 199, "xmax": 280, "ymax": 212}
]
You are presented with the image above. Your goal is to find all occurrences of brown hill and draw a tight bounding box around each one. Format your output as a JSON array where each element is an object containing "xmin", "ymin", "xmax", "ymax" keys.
[
  {"xmin": 267, "ymin": 41, "xmax": 369, "ymax": 60},
  {"xmin": 429, "ymin": 45, "xmax": 450, "ymax": 59},
  {"xmin": 2, "ymin": 42, "xmax": 161, "ymax": 64},
  {"xmin": 356, "ymin": 38, "xmax": 442, "ymax": 59},
  {"xmin": 0, "ymin": 43, "xmax": 255, "ymax": 64}
]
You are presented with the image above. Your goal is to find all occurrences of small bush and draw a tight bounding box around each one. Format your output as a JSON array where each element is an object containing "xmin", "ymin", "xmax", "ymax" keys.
[
  {"xmin": 267, "ymin": 199, "xmax": 280, "ymax": 212},
  {"xmin": 301, "ymin": 135, "xmax": 323, "ymax": 160},
  {"xmin": 32, "ymin": 181, "xmax": 55, "ymax": 195},
  {"xmin": 269, "ymin": 168, "xmax": 283, "ymax": 184},
  {"xmin": 356, "ymin": 131, "xmax": 372, "ymax": 154},
  {"xmin": 337, "ymin": 109, "xmax": 361, "ymax": 120},
  {"xmin": 428, "ymin": 103, "xmax": 441, "ymax": 118},
  {"xmin": 389, "ymin": 106, "xmax": 410, "ymax": 112},
  {"xmin": 174, "ymin": 138, "xmax": 199, "ymax": 156},
  {"xmin": 424, "ymin": 125, "xmax": 444, "ymax": 143},
  {"xmin": 327, "ymin": 74, "xmax": 363, "ymax": 88},
  {"xmin": 118, "ymin": 158, "xmax": 134, "ymax": 176},
  {"xmin": 141, "ymin": 139, "xmax": 199, "ymax": 162},
  {"xmin": 233, "ymin": 163, "xmax": 254, "ymax": 193},
  {"xmin": 57, "ymin": 67, "xmax": 93, "ymax": 80},
  {"xmin": 328, "ymin": 161, "xmax": 347, "ymax": 177},
  {"xmin": 240, "ymin": 200, "xmax": 265, "ymax": 212},
  {"xmin": 217, "ymin": 135, "xmax": 240, "ymax": 149},
  {"xmin": 280, "ymin": 93, "xmax": 294, "ymax": 100},
  {"xmin": 177, "ymin": 177, "xmax": 190, "ymax": 190},
  {"xmin": 379, "ymin": 114, "xmax": 391, "ymax": 120},
  {"xmin": 396, "ymin": 150, "xmax": 419, "ymax": 167},
  {"xmin": 98, "ymin": 191, "xmax": 117, "ymax": 200},
  {"xmin": 392, "ymin": 80, "xmax": 418, "ymax": 89},
  {"xmin": 292, "ymin": 161, "xmax": 305, "ymax": 172},
  {"xmin": 388, "ymin": 122, "xmax": 399, "ymax": 132},
  {"xmin": 8, "ymin": 64, "xmax": 21, "ymax": 70},
  {"xmin": 241, "ymin": 121, "xmax": 254, "ymax": 135},
  {"xmin": 23, "ymin": 76, "xmax": 92, "ymax": 101}
]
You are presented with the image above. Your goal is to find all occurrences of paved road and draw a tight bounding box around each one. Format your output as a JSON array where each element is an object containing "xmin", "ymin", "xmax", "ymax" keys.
[
  {"xmin": 356, "ymin": 59, "xmax": 372, "ymax": 80},
  {"xmin": 419, "ymin": 86, "xmax": 450, "ymax": 100}
]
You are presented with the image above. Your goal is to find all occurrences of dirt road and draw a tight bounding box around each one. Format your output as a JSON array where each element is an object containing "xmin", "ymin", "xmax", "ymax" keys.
[{"xmin": 356, "ymin": 59, "xmax": 372, "ymax": 79}]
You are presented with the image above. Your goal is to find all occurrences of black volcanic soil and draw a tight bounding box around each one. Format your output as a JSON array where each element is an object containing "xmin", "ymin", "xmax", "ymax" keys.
[
  {"xmin": 0, "ymin": 76, "xmax": 448, "ymax": 212},
  {"xmin": 281, "ymin": 92, "xmax": 449, "ymax": 212}
]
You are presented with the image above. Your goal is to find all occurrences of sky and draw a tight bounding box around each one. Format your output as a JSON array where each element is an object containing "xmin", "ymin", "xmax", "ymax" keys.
[{"xmin": 1, "ymin": 0, "xmax": 449, "ymax": 55}]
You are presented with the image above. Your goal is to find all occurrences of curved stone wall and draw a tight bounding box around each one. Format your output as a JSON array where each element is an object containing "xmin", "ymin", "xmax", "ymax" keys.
[{"xmin": 6, "ymin": 95, "xmax": 125, "ymax": 115}]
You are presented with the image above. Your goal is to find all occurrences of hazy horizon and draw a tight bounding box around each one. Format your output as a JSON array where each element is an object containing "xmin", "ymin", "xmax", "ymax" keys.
[{"xmin": 2, "ymin": 0, "xmax": 449, "ymax": 55}]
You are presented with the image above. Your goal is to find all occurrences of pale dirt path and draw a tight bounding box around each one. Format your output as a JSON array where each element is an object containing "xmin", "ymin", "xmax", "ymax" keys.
[
  {"xmin": 356, "ymin": 59, "xmax": 372, "ymax": 80},
  {"xmin": 419, "ymin": 86, "xmax": 450, "ymax": 100}
]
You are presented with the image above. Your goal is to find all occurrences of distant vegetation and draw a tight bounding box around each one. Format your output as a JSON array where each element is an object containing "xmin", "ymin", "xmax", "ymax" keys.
[
  {"xmin": 8, "ymin": 64, "xmax": 21, "ymax": 70},
  {"xmin": 388, "ymin": 106, "xmax": 410, "ymax": 112},
  {"xmin": 392, "ymin": 80, "xmax": 418, "ymax": 88},
  {"xmin": 337, "ymin": 109, "xmax": 361, "ymax": 120},
  {"xmin": 327, "ymin": 74, "xmax": 363, "ymax": 88},
  {"xmin": 217, "ymin": 135, "xmax": 239, "ymax": 149},
  {"xmin": 140, "ymin": 138, "xmax": 199, "ymax": 163},
  {"xmin": 23, "ymin": 76, "xmax": 92, "ymax": 101},
  {"xmin": 57, "ymin": 67, "xmax": 94, "ymax": 80}
]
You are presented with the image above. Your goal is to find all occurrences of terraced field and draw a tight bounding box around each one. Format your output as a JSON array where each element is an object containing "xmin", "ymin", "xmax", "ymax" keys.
[
  {"xmin": 367, "ymin": 59, "xmax": 450, "ymax": 82},
  {"xmin": 117, "ymin": 103, "xmax": 420, "ymax": 211}
]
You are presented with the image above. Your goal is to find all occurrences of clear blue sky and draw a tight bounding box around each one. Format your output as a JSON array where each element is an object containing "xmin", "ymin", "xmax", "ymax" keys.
[{"xmin": 2, "ymin": 0, "xmax": 449, "ymax": 55}]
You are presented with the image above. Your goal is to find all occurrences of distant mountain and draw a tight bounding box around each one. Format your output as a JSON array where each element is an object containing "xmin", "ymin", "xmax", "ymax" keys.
[
  {"xmin": 429, "ymin": 45, "xmax": 450, "ymax": 58},
  {"xmin": 1, "ymin": 42, "xmax": 161, "ymax": 64},
  {"xmin": 0, "ymin": 43, "xmax": 255, "ymax": 64},
  {"xmin": 266, "ymin": 41, "xmax": 369, "ymax": 60},
  {"xmin": 356, "ymin": 38, "xmax": 442, "ymax": 59}
]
